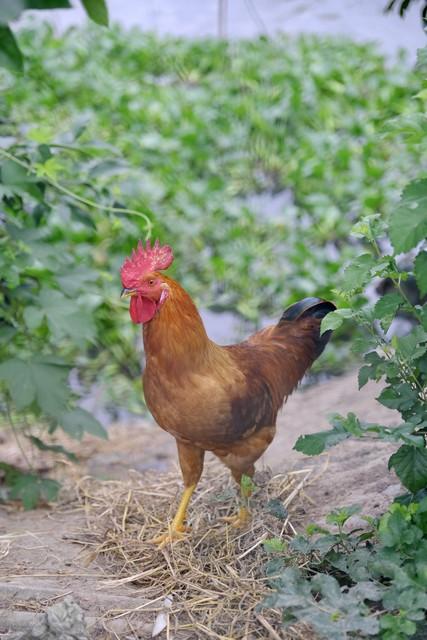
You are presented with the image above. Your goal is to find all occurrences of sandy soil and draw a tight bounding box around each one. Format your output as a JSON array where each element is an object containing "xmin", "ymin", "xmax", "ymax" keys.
[{"xmin": 0, "ymin": 370, "xmax": 401, "ymax": 639}]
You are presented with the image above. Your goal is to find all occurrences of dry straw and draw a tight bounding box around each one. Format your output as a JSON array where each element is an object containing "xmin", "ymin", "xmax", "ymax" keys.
[{"xmin": 76, "ymin": 462, "xmax": 315, "ymax": 639}]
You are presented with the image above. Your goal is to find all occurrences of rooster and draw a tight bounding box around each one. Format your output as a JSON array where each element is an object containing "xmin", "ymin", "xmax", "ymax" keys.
[{"xmin": 121, "ymin": 240, "xmax": 335, "ymax": 546}]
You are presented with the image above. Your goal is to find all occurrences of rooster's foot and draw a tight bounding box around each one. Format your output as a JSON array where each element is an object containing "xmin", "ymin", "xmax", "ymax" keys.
[
  {"xmin": 222, "ymin": 506, "xmax": 251, "ymax": 528},
  {"xmin": 149, "ymin": 524, "xmax": 190, "ymax": 548}
]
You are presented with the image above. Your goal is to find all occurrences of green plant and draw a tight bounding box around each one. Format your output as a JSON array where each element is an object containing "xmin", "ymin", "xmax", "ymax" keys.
[
  {"xmin": 295, "ymin": 204, "xmax": 427, "ymax": 492},
  {"xmin": 0, "ymin": 138, "xmax": 155, "ymax": 506},
  {"xmin": 0, "ymin": 0, "xmax": 109, "ymax": 72},
  {"xmin": 263, "ymin": 499, "xmax": 427, "ymax": 639},
  {"xmin": 265, "ymin": 47, "xmax": 427, "ymax": 639}
]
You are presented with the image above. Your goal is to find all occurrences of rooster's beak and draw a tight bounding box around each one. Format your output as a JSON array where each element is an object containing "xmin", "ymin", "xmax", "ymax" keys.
[{"xmin": 121, "ymin": 288, "xmax": 137, "ymax": 298}]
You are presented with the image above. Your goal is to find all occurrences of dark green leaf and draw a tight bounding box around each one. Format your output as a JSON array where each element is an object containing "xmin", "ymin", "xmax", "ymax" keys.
[
  {"xmin": 266, "ymin": 498, "xmax": 288, "ymax": 521},
  {"xmin": 59, "ymin": 408, "xmax": 107, "ymax": 440},
  {"xmin": 415, "ymin": 251, "xmax": 427, "ymax": 297},
  {"xmin": 294, "ymin": 427, "xmax": 350, "ymax": 456},
  {"xmin": 320, "ymin": 311, "xmax": 344, "ymax": 335},
  {"xmin": 341, "ymin": 254, "xmax": 376, "ymax": 293},
  {"xmin": 1, "ymin": 159, "xmax": 42, "ymax": 200},
  {"xmin": 358, "ymin": 365, "xmax": 373, "ymax": 389},
  {"xmin": 25, "ymin": 1, "xmax": 71, "ymax": 8},
  {"xmin": 4, "ymin": 467, "xmax": 60, "ymax": 510},
  {"xmin": 389, "ymin": 445, "xmax": 427, "ymax": 492},
  {"xmin": 289, "ymin": 535, "xmax": 312, "ymax": 554},
  {"xmin": 0, "ymin": 26, "xmax": 23, "ymax": 72},
  {"xmin": 27, "ymin": 435, "xmax": 77, "ymax": 461},
  {"xmin": 390, "ymin": 179, "xmax": 427, "ymax": 253},
  {"xmin": 80, "ymin": 0, "xmax": 108, "ymax": 26},
  {"xmin": 373, "ymin": 293, "xmax": 403, "ymax": 320},
  {"xmin": 0, "ymin": 356, "xmax": 70, "ymax": 416},
  {"xmin": 378, "ymin": 383, "xmax": 419, "ymax": 411}
]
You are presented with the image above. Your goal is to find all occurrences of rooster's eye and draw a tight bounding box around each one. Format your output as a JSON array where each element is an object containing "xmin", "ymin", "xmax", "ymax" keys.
[{"xmin": 148, "ymin": 279, "xmax": 155, "ymax": 286}]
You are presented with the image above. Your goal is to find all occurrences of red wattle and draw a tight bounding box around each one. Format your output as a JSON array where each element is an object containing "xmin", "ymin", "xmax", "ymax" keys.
[{"xmin": 129, "ymin": 296, "xmax": 157, "ymax": 324}]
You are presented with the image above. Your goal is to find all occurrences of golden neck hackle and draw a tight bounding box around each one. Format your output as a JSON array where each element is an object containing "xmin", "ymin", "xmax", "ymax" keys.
[{"xmin": 142, "ymin": 275, "xmax": 214, "ymax": 370}]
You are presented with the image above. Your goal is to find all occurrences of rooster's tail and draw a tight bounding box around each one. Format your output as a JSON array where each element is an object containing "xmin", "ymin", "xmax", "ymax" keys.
[{"xmin": 279, "ymin": 297, "xmax": 336, "ymax": 358}]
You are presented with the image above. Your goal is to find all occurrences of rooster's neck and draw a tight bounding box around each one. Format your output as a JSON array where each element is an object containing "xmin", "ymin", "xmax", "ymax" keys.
[{"xmin": 143, "ymin": 275, "xmax": 212, "ymax": 368}]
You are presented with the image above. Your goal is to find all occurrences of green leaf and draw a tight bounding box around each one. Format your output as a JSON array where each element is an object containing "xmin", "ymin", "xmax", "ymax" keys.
[
  {"xmin": 341, "ymin": 254, "xmax": 376, "ymax": 293},
  {"xmin": 240, "ymin": 473, "xmax": 255, "ymax": 496},
  {"xmin": 389, "ymin": 445, "xmax": 427, "ymax": 492},
  {"xmin": 0, "ymin": 26, "xmax": 23, "ymax": 72},
  {"xmin": 0, "ymin": 356, "xmax": 70, "ymax": 416},
  {"xmin": 416, "ymin": 47, "xmax": 427, "ymax": 74},
  {"xmin": 320, "ymin": 311, "xmax": 344, "ymax": 335},
  {"xmin": 390, "ymin": 179, "xmax": 427, "ymax": 253},
  {"xmin": 326, "ymin": 504, "xmax": 361, "ymax": 527},
  {"xmin": 56, "ymin": 266, "xmax": 99, "ymax": 297},
  {"xmin": 80, "ymin": 0, "xmax": 108, "ymax": 26},
  {"xmin": 1, "ymin": 159, "xmax": 42, "ymax": 200},
  {"xmin": 294, "ymin": 427, "xmax": 350, "ymax": 456},
  {"xmin": 0, "ymin": 0, "xmax": 26, "ymax": 23},
  {"xmin": 373, "ymin": 293, "xmax": 403, "ymax": 320},
  {"xmin": 10, "ymin": 473, "xmax": 61, "ymax": 510},
  {"xmin": 289, "ymin": 535, "xmax": 313, "ymax": 554},
  {"xmin": 395, "ymin": 327, "xmax": 427, "ymax": 360},
  {"xmin": 378, "ymin": 383, "xmax": 419, "ymax": 411},
  {"xmin": 263, "ymin": 537, "xmax": 286, "ymax": 553},
  {"xmin": 59, "ymin": 408, "xmax": 107, "ymax": 440},
  {"xmin": 39, "ymin": 288, "xmax": 96, "ymax": 345},
  {"xmin": 358, "ymin": 365, "xmax": 373, "ymax": 389},
  {"xmin": 415, "ymin": 251, "xmax": 427, "ymax": 297},
  {"xmin": 0, "ymin": 0, "xmax": 71, "ymax": 23},
  {"xmin": 25, "ymin": 1, "xmax": 71, "ymax": 8},
  {"xmin": 27, "ymin": 435, "xmax": 77, "ymax": 462},
  {"xmin": 23, "ymin": 306, "xmax": 44, "ymax": 330},
  {"xmin": 266, "ymin": 498, "xmax": 288, "ymax": 521},
  {"xmin": 264, "ymin": 567, "xmax": 380, "ymax": 638}
]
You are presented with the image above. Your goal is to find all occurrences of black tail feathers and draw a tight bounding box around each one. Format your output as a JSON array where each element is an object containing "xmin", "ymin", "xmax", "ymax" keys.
[{"xmin": 279, "ymin": 297, "xmax": 337, "ymax": 357}]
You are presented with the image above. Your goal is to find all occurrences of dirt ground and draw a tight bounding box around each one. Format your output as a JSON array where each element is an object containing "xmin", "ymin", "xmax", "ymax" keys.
[{"xmin": 0, "ymin": 370, "xmax": 401, "ymax": 639}]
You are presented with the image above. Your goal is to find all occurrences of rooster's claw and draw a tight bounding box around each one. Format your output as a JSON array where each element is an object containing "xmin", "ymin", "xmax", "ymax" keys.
[
  {"xmin": 221, "ymin": 507, "xmax": 251, "ymax": 528},
  {"xmin": 149, "ymin": 524, "xmax": 190, "ymax": 548}
]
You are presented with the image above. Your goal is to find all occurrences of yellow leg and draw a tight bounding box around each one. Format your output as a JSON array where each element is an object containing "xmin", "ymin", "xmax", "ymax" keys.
[
  {"xmin": 149, "ymin": 484, "xmax": 196, "ymax": 548},
  {"xmin": 222, "ymin": 505, "xmax": 251, "ymax": 528},
  {"xmin": 222, "ymin": 475, "xmax": 253, "ymax": 528}
]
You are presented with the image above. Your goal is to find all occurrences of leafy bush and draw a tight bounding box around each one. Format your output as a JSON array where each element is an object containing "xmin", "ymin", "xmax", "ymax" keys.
[
  {"xmin": 295, "ymin": 201, "xmax": 427, "ymax": 492},
  {"xmin": 265, "ymin": 47, "xmax": 427, "ymax": 640},
  {"xmin": 0, "ymin": 0, "xmax": 108, "ymax": 72},
  {"xmin": 264, "ymin": 501, "xmax": 427, "ymax": 640}
]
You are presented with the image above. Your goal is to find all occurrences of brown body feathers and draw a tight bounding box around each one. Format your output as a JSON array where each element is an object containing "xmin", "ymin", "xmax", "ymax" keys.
[{"xmin": 143, "ymin": 275, "xmax": 335, "ymax": 483}]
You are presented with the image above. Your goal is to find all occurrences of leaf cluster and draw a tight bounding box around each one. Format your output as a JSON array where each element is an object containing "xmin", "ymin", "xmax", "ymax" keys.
[
  {"xmin": 263, "ymin": 499, "xmax": 427, "ymax": 639},
  {"xmin": 0, "ymin": 0, "xmax": 108, "ymax": 72},
  {"xmin": 283, "ymin": 46, "xmax": 427, "ymax": 640}
]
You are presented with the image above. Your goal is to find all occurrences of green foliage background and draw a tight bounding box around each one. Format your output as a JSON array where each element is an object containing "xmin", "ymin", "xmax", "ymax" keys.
[{"xmin": 0, "ymin": 21, "xmax": 426, "ymax": 504}]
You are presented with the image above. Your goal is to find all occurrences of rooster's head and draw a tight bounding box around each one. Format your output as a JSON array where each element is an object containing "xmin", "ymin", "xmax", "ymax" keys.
[{"xmin": 120, "ymin": 239, "xmax": 173, "ymax": 324}]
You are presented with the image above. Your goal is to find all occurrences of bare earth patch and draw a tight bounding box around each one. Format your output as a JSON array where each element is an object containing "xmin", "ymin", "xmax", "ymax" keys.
[{"xmin": 0, "ymin": 371, "xmax": 401, "ymax": 639}]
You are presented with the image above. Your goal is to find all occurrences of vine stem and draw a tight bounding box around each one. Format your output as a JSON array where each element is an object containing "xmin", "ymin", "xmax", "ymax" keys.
[
  {"xmin": 5, "ymin": 399, "xmax": 34, "ymax": 472},
  {"xmin": 0, "ymin": 148, "xmax": 153, "ymax": 231},
  {"xmin": 368, "ymin": 218, "xmax": 423, "ymax": 323}
]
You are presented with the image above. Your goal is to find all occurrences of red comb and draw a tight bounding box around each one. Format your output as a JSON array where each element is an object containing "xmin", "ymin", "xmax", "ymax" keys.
[{"xmin": 120, "ymin": 239, "xmax": 173, "ymax": 288}]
